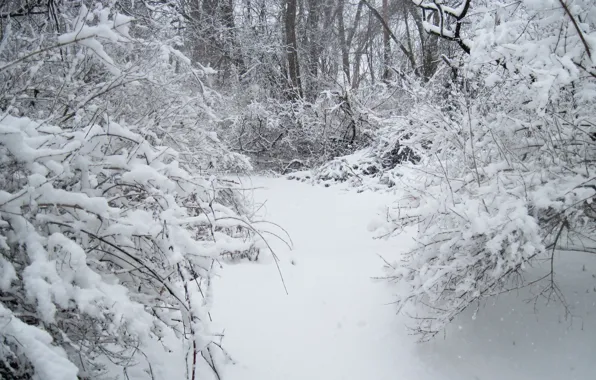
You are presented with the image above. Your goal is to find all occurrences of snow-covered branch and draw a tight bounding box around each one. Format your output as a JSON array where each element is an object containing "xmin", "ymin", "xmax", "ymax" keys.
[
  {"xmin": 411, "ymin": 0, "xmax": 471, "ymax": 54},
  {"xmin": 0, "ymin": 2, "xmax": 266, "ymax": 379}
]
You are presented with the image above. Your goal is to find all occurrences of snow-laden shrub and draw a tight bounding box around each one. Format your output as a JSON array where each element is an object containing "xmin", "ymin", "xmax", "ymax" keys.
[
  {"xmin": 0, "ymin": 0, "xmax": 250, "ymax": 174},
  {"xmin": 376, "ymin": 0, "xmax": 596, "ymax": 340},
  {"xmin": 0, "ymin": 2, "xmax": 265, "ymax": 379},
  {"xmin": 0, "ymin": 115, "xmax": 265, "ymax": 379},
  {"xmin": 286, "ymin": 118, "xmax": 420, "ymax": 190},
  {"xmin": 287, "ymin": 148, "xmax": 385, "ymax": 188},
  {"xmin": 224, "ymin": 89, "xmax": 380, "ymax": 171}
]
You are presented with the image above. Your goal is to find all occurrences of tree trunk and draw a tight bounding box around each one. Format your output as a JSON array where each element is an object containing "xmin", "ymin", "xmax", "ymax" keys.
[
  {"xmin": 338, "ymin": 0, "xmax": 351, "ymax": 83},
  {"xmin": 347, "ymin": 0, "xmax": 364, "ymax": 88},
  {"xmin": 307, "ymin": 0, "xmax": 319, "ymax": 77},
  {"xmin": 305, "ymin": 0, "xmax": 320, "ymax": 97},
  {"xmin": 367, "ymin": 11, "xmax": 375, "ymax": 84},
  {"xmin": 285, "ymin": 0, "xmax": 302, "ymax": 99},
  {"xmin": 382, "ymin": 0, "xmax": 391, "ymax": 80},
  {"xmin": 405, "ymin": 0, "xmax": 438, "ymax": 81},
  {"xmin": 222, "ymin": 0, "xmax": 247, "ymax": 78},
  {"xmin": 202, "ymin": 0, "xmax": 219, "ymax": 67}
]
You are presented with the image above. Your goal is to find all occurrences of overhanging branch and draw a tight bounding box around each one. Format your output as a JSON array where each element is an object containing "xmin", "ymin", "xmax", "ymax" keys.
[{"xmin": 411, "ymin": 0, "xmax": 471, "ymax": 54}]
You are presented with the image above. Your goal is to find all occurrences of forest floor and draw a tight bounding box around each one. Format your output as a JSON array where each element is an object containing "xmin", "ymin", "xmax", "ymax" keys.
[{"xmin": 210, "ymin": 176, "xmax": 596, "ymax": 380}]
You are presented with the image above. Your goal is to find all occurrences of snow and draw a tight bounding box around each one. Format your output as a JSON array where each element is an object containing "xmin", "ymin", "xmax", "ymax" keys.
[
  {"xmin": 0, "ymin": 304, "xmax": 79, "ymax": 380},
  {"xmin": 210, "ymin": 176, "xmax": 596, "ymax": 380},
  {"xmin": 211, "ymin": 176, "xmax": 433, "ymax": 380}
]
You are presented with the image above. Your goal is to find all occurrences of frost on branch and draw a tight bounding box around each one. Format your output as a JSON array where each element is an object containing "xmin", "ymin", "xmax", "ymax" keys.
[{"xmin": 0, "ymin": 3, "xmax": 265, "ymax": 379}]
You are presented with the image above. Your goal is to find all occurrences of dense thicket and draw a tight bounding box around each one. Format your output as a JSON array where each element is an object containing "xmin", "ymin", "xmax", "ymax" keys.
[
  {"xmin": 285, "ymin": 0, "xmax": 596, "ymax": 341},
  {"xmin": 174, "ymin": 0, "xmax": 453, "ymax": 170},
  {"xmin": 0, "ymin": 1, "xmax": 266, "ymax": 379},
  {"xmin": 1, "ymin": 0, "xmax": 595, "ymax": 377}
]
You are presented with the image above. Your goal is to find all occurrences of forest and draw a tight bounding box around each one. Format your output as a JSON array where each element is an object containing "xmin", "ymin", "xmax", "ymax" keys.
[{"xmin": 0, "ymin": 0, "xmax": 595, "ymax": 379}]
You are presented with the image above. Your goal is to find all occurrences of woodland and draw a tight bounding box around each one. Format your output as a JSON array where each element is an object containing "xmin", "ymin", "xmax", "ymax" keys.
[{"xmin": 0, "ymin": 0, "xmax": 595, "ymax": 379}]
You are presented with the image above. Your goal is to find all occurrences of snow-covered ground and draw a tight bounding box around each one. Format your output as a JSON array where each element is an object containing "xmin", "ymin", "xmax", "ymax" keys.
[{"xmin": 211, "ymin": 176, "xmax": 596, "ymax": 380}]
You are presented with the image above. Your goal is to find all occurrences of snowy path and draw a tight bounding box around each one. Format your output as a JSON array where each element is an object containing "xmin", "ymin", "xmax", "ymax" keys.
[
  {"xmin": 211, "ymin": 176, "xmax": 435, "ymax": 380},
  {"xmin": 211, "ymin": 177, "xmax": 595, "ymax": 380}
]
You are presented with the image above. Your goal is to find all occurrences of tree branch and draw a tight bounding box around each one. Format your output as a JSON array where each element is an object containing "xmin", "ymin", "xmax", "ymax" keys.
[
  {"xmin": 360, "ymin": 0, "xmax": 419, "ymax": 76},
  {"xmin": 557, "ymin": 0, "xmax": 592, "ymax": 59},
  {"xmin": 411, "ymin": 0, "xmax": 471, "ymax": 54}
]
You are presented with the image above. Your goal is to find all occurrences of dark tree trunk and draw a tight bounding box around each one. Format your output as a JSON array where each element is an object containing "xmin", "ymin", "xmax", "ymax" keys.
[
  {"xmin": 338, "ymin": 0, "xmax": 351, "ymax": 83},
  {"xmin": 285, "ymin": 0, "xmax": 303, "ymax": 99},
  {"xmin": 222, "ymin": 0, "xmax": 247, "ymax": 77},
  {"xmin": 307, "ymin": 0, "xmax": 320, "ymax": 78},
  {"xmin": 382, "ymin": 0, "xmax": 391, "ymax": 80}
]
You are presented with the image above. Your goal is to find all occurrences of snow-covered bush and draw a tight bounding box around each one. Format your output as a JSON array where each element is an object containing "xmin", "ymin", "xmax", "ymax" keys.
[
  {"xmin": 0, "ymin": 115, "xmax": 264, "ymax": 379},
  {"xmin": 224, "ymin": 89, "xmax": 381, "ymax": 172},
  {"xmin": 286, "ymin": 116, "xmax": 420, "ymax": 190},
  {"xmin": 0, "ymin": 2, "xmax": 265, "ymax": 379},
  {"xmin": 376, "ymin": 0, "xmax": 596, "ymax": 340},
  {"xmin": 0, "ymin": 0, "xmax": 249, "ymax": 174}
]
